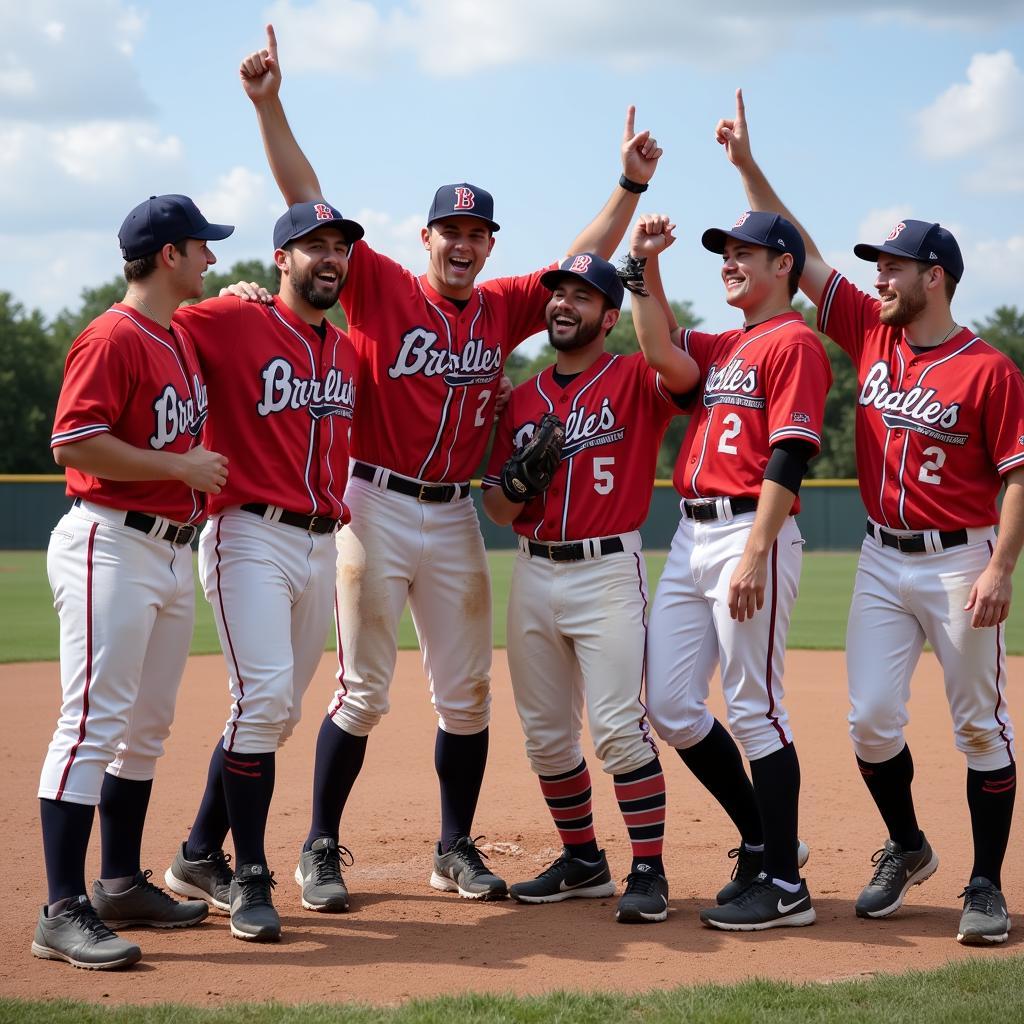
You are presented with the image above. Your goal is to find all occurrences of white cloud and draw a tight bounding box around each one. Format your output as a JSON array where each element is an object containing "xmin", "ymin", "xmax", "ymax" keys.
[
  {"xmin": 0, "ymin": 1, "xmax": 152, "ymax": 120},
  {"xmin": 351, "ymin": 208, "xmax": 429, "ymax": 269},
  {"xmin": 264, "ymin": 1, "xmax": 1024, "ymax": 78},
  {"xmin": 917, "ymin": 51, "xmax": 1024, "ymax": 194}
]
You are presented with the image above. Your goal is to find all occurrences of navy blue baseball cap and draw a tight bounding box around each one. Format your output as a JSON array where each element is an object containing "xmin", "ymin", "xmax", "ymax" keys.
[
  {"xmin": 541, "ymin": 253, "xmax": 624, "ymax": 310},
  {"xmin": 701, "ymin": 211, "xmax": 806, "ymax": 277},
  {"xmin": 273, "ymin": 201, "xmax": 365, "ymax": 250},
  {"xmin": 119, "ymin": 194, "xmax": 234, "ymax": 260},
  {"xmin": 854, "ymin": 219, "xmax": 964, "ymax": 282},
  {"xmin": 427, "ymin": 183, "xmax": 500, "ymax": 232}
]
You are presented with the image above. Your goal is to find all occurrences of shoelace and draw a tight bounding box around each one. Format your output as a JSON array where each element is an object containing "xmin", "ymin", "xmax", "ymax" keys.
[
  {"xmin": 726, "ymin": 846, "xmax": 759, "ymax": 884},
  {"xmin": 959, "ymin": 883, "xmax": 996, "ymax": 915},
  {"xmin": 452, "ymin": 835, "xmax": 491, "ymax": 876},
  {"xmin": 237, "ymin": 871, "xmax": 277, "ymax": 908},
  {"xmin": 536, "ymin": 852, "xmax": 574, "ymax": 878},
  {"xmin": 727, "ymin": 875, "xmax": 776, "ymax": 908},
  {"xmin": 311, "ymin": 844, "xmax": 354, "ymax": 885},
  {"xmin": 135, "ymin": 868, "xmax": 179, "ymax": 906},
  {"xmin": 867, "ymin": 847, "xmax": 903, "ymax": 888},
  {"xmin": 66, "ymin": 899, "xmax": 118, "ymax": 942},
  {"xmin": 623, "ymin": 872, "xmax": 662, "ymax": 898},
  {"xmin": 201, "ymin": 849, "xmax": 234, "ymax": 887}
]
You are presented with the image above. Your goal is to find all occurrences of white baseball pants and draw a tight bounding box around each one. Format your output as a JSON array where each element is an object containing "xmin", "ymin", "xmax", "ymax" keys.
[
  {"xmin": 328, "ymin": 474, "xmax": 491, "ymax": 737},
  {"xmin": 646, "ymin": 512, "xmax": 803, "ymax": 760},
  {"xmin": 506, "ymin": 533, "xmax": 658, "ymax": 778},
  {"xmin": 39, "ymin": 501, "xmax": 195, "ymax": 804},
  {"xmin": 199, "ymin": 509, "xmax": 338, "ymax": 754},
  {"xmin": 847, "ymin": 527, "xmax": 1014, "ymax": 771}
]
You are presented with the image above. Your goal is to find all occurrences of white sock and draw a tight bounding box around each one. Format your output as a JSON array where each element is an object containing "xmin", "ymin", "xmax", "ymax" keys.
[
  {"xmin": 772, "ymin": 876, "xmax": 801, "ymax": 894},
  {"xmin": 743, "ymin": 842, "xmax": 765, "ymax": 853}
]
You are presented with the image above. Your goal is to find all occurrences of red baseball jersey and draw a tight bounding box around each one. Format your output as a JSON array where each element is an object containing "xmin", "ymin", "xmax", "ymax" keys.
[
  {"xmin": 673, "ymin": 312, "xmax": 831, "ymax": 514},
  {"xmin": 818, "ymin": 271, "xmax": 1024, "ymax": 530},
  {"xmin": 51, "ymin": 304, "xmax": 208, "ymax": 523},
  {"xmin": 483, "ymin": 352, "xmax": 680, "ymax": 540},
  {"xmin": 341, "ymin": 240, "xmax": 552, "ymax": 482},
  {"xmin": 174, "ymin": 295, "xmax": 357, "ymax": 519}
]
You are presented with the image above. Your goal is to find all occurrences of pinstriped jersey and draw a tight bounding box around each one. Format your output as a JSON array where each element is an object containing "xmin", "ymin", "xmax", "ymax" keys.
[
  {"xmin": 818, "ymin": 271, "xmax": 1024, "ymax": 530},
  {"xmin": 52, "ymin": 304, "xmax": 208, "ymax": 524},
  {"xmin": 673, "ymin": 312, "xmax": 831, "ymax": 514},
  {"xmin": 482, "ymin": 352, "xmax": 680, "ymax": 540},
  {"xmin": 341, "ymin": 240, "xmax": 552, "ymax": 482},
  {"xmin": 175, "ymin": 295, "xmax": 357, "ymax": 520}
]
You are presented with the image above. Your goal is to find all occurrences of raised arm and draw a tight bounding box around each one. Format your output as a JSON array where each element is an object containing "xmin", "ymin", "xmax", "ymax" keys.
[
  {"xmin": 716, "ymin": 89, "xmax": 832, "ymax": 306},
  {"xmin": 568, "ymin": 107, "xmax": 663, "ymax": 260},
  {"xmin": 623, "ymin": 215, "xmax": 699, "ymax": 395},
  {"xmin": 240, "ymin": 24, "xmax": 325, "ymax": 204}
]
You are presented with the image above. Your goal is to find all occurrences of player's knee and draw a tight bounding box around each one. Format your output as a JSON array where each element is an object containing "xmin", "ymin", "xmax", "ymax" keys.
[
  {"xmin": 647, "ymin": 702, "xmax": 713, "ymax": 750},
  {"xmin": 436, "ymin": 696, "xmax": 491, "ymax": 735},
  {"xmin": 329, "ymin": 704, "xmax": 381, "ymax": 737},
  {"xmin": 847, "ymin": 708, "xmax": 903, "ymax": 759},
  {"xmin": 527, "ymin": 746, "xmax": 583, "ymax": 778}
]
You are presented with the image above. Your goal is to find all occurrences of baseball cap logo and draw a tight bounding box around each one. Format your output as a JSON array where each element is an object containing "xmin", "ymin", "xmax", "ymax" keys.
[
  {"xmin": 569, "ymin": 254, "xmax": 592, "ymax": 273},
  {"xmin": 886, "ymin": 222, "xmax": 907, "ymax": 241},
  {"xmin": 733, "ymin": 211, "xmax": 751, "ymax": 228},
  {"xmin": 453, "ymin": 186, "xmax": 476, "ymax": 211},
  {"xmin": 314, "ymin": 203, "xmax": 335, "ymax": 221}
]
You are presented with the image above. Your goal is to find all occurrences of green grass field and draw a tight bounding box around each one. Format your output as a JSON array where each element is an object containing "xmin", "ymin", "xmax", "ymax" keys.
[
  {"xmin": 3, "ymin": 549, "xmax": 1024, "ymax": 663},
  {"xmin": 2, "ymin": 957, "xmax": 1023, "ymax": 1022}
]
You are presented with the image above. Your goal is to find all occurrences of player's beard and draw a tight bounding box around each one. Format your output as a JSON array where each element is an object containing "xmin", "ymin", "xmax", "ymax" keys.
[
  {"xmin": 879, "ymin": 274, "xmax": 927, "ymax": 328},
  {"xmin": 547, "ymin": 310, "xmax": 604, "ymax": 352},
  {"xmin": 293, "ymin": 262, "xmax": 345, "ymax": 310}
]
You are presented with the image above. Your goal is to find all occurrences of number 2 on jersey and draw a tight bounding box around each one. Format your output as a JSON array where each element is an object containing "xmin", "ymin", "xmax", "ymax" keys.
[
  {"xmin": 474, "ymin": 389, "xmax": 492, "ymax": 427},
  {"xmin": 918, "ymin": 445, "xmax": 946, "ymax": 485},
  {"xmin": 718, "ymin": 413, "xmax": 742, "ymax": 455}
]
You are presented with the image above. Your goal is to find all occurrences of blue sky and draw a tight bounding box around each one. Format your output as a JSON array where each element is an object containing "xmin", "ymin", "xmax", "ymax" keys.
[{"xmin": 3, "ymin": 0, "xmax": 1024, "ymax": 347}]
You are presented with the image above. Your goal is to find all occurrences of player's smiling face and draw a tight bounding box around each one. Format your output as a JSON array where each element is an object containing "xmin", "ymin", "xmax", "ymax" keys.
[
  {"xmin": 278, "ymin": 226, "xmax": 350, "ymax": 311},
  {"xmin": 422, "ymin": 217, "xmax": 495, "ymax": 299},
  {"xmin": 175, "ymin": 238, "xmax": 217, "ymax": 300},
  {"xmin": 875, "ymin": 256, "xmax": 929, "ymax": 328},
  {"xmin": 720, "ymin": 239, "xmax": 783, "ymax": 312},
  {"xmin": 545, "ymin": 278, "xmax": 616, "ymax": 352}
]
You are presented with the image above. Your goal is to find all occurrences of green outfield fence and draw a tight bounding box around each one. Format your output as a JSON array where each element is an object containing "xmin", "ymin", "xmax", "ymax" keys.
[{"xmin": 0, "ymin": 476, "xmax": 868, "ymax": 550}]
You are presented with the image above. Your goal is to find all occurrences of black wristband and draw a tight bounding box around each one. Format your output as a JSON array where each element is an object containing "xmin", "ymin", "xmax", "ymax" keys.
[{"xmin": 618, "ymin": 173, "xmax": 648, "ymax": 194}]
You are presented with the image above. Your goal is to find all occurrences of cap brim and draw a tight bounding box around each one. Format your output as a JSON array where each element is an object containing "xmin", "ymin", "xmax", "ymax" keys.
[
  {"xmin": 288, "ymin": 219, "xmax": 366, "ymax": 246},
  {"xmin": 427, "ymin": 211, "xmax": 500, "ymax": 232},
  {"xmin": 539, "ymin": 268, "xmax": 623, "ymax": 309},
  {"xmin": 701, "ymin": 226, "xmax": 774, "ymax": 255},
  {"xmin": 193, "ymin": 222, "xmax": 235, "ymax": 242},
  {"xmin": 853, "ymin": 241, "xmax": 917, "ymax": 264}
]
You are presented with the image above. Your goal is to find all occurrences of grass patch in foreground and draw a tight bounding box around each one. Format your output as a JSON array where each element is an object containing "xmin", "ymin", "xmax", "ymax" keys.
[
  {"xmin": 2, "ymin": 549, "xmax": 1023, "ymax": 663},
  {"xmin": 2, "ymin": 956, "xmax": 1023, "ymax": 1023}
]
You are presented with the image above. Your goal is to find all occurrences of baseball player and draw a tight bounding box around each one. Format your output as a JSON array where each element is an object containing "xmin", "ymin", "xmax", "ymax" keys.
[
  {"xmin": 481, "ymin": 251, "xmax": 697, "ymax": 922},
  {"xmin": 627, "ymin": 208, "xmax": 831, "ymax": 931},
  {"xmin": 232, "ymin": 25, "xmax": 662, "ymax": 907},
  {"xmin": 718, "ymin": 89, "xmax": 1022, "ymax": 944},
  {"xmin": 34, "ymin": 195, "xmax": 232, "ymax": 970},
  {"xmin": 163, "ymin": 201, "xmax": 362, "ymax": 942}
]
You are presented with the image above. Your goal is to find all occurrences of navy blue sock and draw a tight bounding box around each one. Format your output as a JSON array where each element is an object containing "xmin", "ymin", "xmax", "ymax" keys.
[
  {"xmin": 967, "ymin": 764, "xmax": 1016, "ymax": 888},
  {"xmin": 677, "ymin": 719, "xmax": 763, "ymax": 846},
  {"xmin": 436, "ymin": 727, "xmax": 488, "ymax": 852},
  {"xmin": 304, "ymin": 717, "xmax": 367, "ymax": 852},
  {"xmin": 185, "ymin": 740, "xmax": 230, "ymax": 860},
  {"xmin": 750, "ymin": 744, "xmax": 801, "ymax": 885},
  {"xmin": 40, "ymin": 798, "xmax": 94, "ymax": 904},
  {"xmin": 222, "ymin": 750, "xmax": 276, "ymax": 869},
  {"xmin": 98, "ymin": 774, "xmax": 153, "ymax": 880},
  {"xmin": 856, "ymin": 744, "xmax": 921, "ymax": 851}
]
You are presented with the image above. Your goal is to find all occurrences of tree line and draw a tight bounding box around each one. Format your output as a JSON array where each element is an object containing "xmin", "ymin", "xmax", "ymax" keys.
[{"xmin": 4, "ymin": 259, "xmax": 1024, "ymax": 478}]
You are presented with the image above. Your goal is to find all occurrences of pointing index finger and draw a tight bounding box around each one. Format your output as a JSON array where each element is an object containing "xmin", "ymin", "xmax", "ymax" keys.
[
  {"xmin": 266, "ymin": 23, "xmax": 278, "ymax": 58},
  {"xmin": 624, "ymin": 105, "xmax": 636, "ymax": 141},
  {"xmin": 736, "ymin": 87, "xmax": 746, "ymax": 123}
]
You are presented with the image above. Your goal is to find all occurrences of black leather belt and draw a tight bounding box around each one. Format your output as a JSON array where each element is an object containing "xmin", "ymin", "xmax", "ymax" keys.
[
  {"xmin": 352, "ymin": 461, "xmax": 469, "ymax": 503},
  {"xmin": 73, "ymin": 498, "xmax": 196, "ymax": 545},
  {"xmin": 241, "ymin": 503, "xmax": 338, "ymax": 534},
  {"xmin": 683, "ymin": 497, "xmax": 758, "ymax": 522},
  {"xmin": 526, "ymin": 536, "xmax": 625, "ymax": 562},
  {"xmin": 867, "ymin": 520, "xmax": 969, "ymax": 553}
]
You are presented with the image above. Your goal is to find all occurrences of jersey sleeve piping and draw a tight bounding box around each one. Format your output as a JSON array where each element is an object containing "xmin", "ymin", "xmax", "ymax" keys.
[
  {"xmin": 817, "ymin": 269, "xmax": 843, "ymax": 334},
  {"xmin": 51, "ymin": 423, "xmax": 111, "ymax": 447},
  {"xmin": 768, "ymin": 425, "xmax": 822, "ymax": 448}
]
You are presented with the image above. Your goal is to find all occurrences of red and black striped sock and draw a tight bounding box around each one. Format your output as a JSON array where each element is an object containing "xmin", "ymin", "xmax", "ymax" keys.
[
  {"xmin": 614, "ymin": 757, "xmax": 666, "ymax": 876},
  {"xmin": 539, "ymin": 761, "xmax": 600, "ymax": 861},
  {"xmin": 967, "ymin": 764, "xmax": 1016, "ymax": 888}
]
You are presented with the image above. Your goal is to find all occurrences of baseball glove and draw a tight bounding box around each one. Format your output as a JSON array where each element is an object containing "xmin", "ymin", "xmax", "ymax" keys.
[{"xmin": 500, "ymin": 413, "xmax": 566, "ymax": 502}]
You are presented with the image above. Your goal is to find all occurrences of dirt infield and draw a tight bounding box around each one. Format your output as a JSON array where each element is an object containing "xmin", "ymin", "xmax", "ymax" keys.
[{"xmin": 1, "ymin": 649, "xmax": 1020, "ymax": 1006}]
